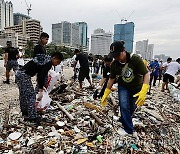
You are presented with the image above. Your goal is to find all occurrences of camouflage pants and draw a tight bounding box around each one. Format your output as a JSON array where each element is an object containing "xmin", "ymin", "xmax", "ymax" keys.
[{"xmin": 15, "ymin": 70, "xmax": 37, "ymax": 119}]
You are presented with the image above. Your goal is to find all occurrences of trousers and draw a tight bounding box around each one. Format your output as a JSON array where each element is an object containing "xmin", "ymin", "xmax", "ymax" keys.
[{"xmin": 15, "ymin": 70, "xmax": 37, "ymax": 119}]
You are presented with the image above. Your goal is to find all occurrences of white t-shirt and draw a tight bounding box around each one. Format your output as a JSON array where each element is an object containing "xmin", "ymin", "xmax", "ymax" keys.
[
  {"xmin": 72, "ymin": 55, "xmax": 80, "ymax": 68},
  {"xmin": 165, "ymin": 62, "xmax": 180, "ymax": 77},
  {"xmin": 162, "ymin": 62, "xmax": 168, "ymax": 67},
  {"xmin": 17, "ymin": 51, "xmax": 24, "ymax": 66},
  {"xmin": 54, "ymin": 62, "xmax": 64, "ymax": 73}
]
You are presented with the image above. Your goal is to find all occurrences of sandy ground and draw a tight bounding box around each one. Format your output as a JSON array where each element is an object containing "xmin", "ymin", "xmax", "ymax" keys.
[{"xmin": 0, "ymin": 61, "xmax": 19, "ymax": 110}]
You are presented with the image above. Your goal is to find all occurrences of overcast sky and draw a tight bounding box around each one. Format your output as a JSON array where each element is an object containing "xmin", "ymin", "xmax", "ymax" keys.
[{"xmin": 13, "ymin": 0, "xmax": 180, "ymax": 59}]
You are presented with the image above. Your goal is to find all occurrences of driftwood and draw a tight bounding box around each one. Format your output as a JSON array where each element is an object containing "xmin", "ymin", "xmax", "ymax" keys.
[
  {"xmin": 165, "ymin": 108, "xmax": 180, "ymax": 117},
  {"xmin": 143, "ymin": 108, "xmax": 164, "ymax": 121},
  {"xmin": 90, "ymin": 111, "xmax": 104, "ymax": 126},
  {"xmin": 3, "ymin": 108, "xmax": 10, "ymax": 128},
  {"xmin": 84, "ymin": 102, "xmax": 103, "ymax": 112},
  {"xmin": 55, "ymin": 101, "xmax": 74, "ymax": 121},
  {"xmin": 70, "ymin": 89, "xmax": 88, "ymax": 96},
  {"xmin": 109, "ymin": 94, "xmax": 117, "ymax": 106}
]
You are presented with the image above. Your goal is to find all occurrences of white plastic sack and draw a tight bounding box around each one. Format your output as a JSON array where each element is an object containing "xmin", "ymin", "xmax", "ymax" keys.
[
  {"xmin": 35, "ymin": 88, "xmax": 52, "ymax": 112},
  {"xmin": 46, "ymin": 70, "xmax": 60, "ymax": 93},
  {"xmin": 10, "ymin": 70, "xmax": 15, "ymax": 76}
]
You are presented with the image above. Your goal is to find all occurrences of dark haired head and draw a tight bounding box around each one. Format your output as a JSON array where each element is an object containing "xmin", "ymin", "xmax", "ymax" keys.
[
  {"xmin": 74, "ymin": 49, "xmax": 80, "ymax": 54},
  {"xmin": 104, "ymin": 56, "xmax": 113, "ymax": 62},
  {"xmin": 167, "ymin": 57, "xmax": 172, "ymax": 62},
  {"xmin": 6, "ymin": 41, "xmax": 12, "ymax": 46},
  {"xmin": 40, "ymin": 32, "xmax": 49, "ymax": 39},
  {"xmin": 176, "ymin": 58, "xmax": 180, "ymax": 63},
  {"xmin": 51, "ymin": 52, "xmax": 64, "ymax": 61}
]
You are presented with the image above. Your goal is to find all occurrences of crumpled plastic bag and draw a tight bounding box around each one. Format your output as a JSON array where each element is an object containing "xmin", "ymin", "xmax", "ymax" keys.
[
  {"xmin": 35, "ymin": 88, "xmax": 52, "ymax": 112},
  {"xmin": 45, "ymin": 70, "xmax": 60, "ymax": 93}
]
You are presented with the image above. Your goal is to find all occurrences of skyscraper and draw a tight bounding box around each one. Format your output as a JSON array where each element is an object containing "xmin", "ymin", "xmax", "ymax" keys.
[
  {"xmin": 52, "ymin": 21, "xmax": 80, "ymax": 48},
  {"xmin": 75, "ymin": 22, "xmax": 88, "ymax": 48},
  {"xmin": 5, "ymin": 19, "xmax": 43, "ymax": 44},
  {"xmin": 14, "ymin": 13, "xmax": 31, "ymax": 25},
  {"xmin": 114, "ymin": 22, "xmax": 135, "ymax": 53},
  {"xmin": 136, "ymin": 39, "xmax": 148, "ymax": 59},
  {"xmin": 135, "ymin": 39, "xmax": 154, "ymax": 60},
  {"xmin": 147, "ymin": 44, "xmax": 154, "ymax": 60},
  {"xmin": 0, "ymin": 0, "xmax": 14, "ymax": 31},
  {"xmin": 91, "ymin": 28, "xmax": 112, "ymax": 56}
]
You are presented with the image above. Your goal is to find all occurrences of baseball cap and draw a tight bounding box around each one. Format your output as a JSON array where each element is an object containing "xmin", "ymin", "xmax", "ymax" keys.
[{"xmin": 109, "ymin": 41, "xmax": 125, "ymax": 58}]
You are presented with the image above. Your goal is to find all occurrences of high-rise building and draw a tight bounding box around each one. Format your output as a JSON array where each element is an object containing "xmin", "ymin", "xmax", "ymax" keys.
[
  {"xmin": 0, "ymin": 0, "xmax": 14, "ymax": 31},
  {"xmin": 136, "ymin": 39, "xmax": 148, "ymax": 59},
  {"xmin": 135, "ymin": 39, "xmax": 154, "ymax": 60},
  {"xmin": 52, "ymin": 21, "xmax": 80, "ymax": 48},
  {"xmin": 154, "ymin": 54, "xmax": 169, "ymax": 62},
  {"xmin": 4, "ymin": 19, "xmax": 43, "ymax": 44},
  {"xmin": 91, "ymin": 28, "xmax": 112, "ymax": 56},
  {"xmin": 0, "ymin": 30, "xmax": 30, "ymax": 48},
  {"xmin": 147, "ymin": 44, "xmax": 154, "ymax": 60},
  {"xmin": 114, "ymin": 22, "xmax": 135, "ymax": 53},
  {"xmin": 13, "ymin": 13, "xmax": 31, "ymax": 25},
  {"xmin": 75, "ymin": 22, "xmax": 88, "ymax": 48}
]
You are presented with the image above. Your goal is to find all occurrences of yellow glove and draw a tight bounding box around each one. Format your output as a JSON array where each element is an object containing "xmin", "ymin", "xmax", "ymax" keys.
[
  {"xmin": 133, "ymin": 84, "xmax": 149, "ymax": 106},
  {"xmin": 100, "ymin": 88, "xmax": 111, "ymax": 107}
]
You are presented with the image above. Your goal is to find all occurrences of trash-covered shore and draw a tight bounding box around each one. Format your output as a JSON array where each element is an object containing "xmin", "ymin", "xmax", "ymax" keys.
[{"xmin": 0, "ymin": 69, "xmax": 180, "ymax": 154}]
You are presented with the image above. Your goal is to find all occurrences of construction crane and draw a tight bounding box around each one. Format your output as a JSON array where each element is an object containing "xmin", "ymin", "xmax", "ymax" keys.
[
  {"xmin": 24, "ymin": 0, "xmax": 32, "ymax": 16},
  {"xmin": 121, "ymin": 10, "xmax": 135, "ymax": 23}
]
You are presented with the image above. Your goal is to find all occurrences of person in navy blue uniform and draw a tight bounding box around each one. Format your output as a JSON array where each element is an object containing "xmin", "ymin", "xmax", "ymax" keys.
[
  {"xmin": 148, "ymin": 58, "xmax": 160, "ymax": 94},
  {"xmin": 15, "ymin": 52, "xmax": 64, "ymax": 124}
]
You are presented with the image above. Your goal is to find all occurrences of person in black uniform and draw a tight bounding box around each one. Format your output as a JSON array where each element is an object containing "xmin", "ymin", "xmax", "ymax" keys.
[
  {"xmin": 33, "ymin": 32, "xmax": 49, "ymax": 93},
  {"xmin": 93, "ymin": 56, "xmax": 113, "ymax": 99},
  {"xmin": 74, "ymin": 49, "xmax": 92, "ymax": 89},
  {"xmin": 33, "ymin": 32, "xmax": 49, "ymax": 58},
  {"xmin": 15, "ymin": 52, "xmax": 64, "ymax": 123},
  {"xmin": 3, "ymin": 41, "xmax": 19, "ymax": 84}
]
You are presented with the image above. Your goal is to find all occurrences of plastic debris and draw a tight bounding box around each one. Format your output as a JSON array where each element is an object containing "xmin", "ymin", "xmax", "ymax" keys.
[{"xmin": 0, "ymin": 68, "xmax": 179, "ymax": 153}]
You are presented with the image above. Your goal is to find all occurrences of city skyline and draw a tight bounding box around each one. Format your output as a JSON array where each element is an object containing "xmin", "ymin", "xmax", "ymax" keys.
[{"xmin": 12, "ymin": 0, "xmax": 180, "ymax": 59}]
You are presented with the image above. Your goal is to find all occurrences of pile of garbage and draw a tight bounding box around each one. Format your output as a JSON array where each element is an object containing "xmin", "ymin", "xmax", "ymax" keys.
[
  {"xmin": 169, "ymin": 83, "xmax": 180, "ymax": 102},
  {"xmin": 0, "ymin": 77, "xmax": 180, "ymax": 153}
]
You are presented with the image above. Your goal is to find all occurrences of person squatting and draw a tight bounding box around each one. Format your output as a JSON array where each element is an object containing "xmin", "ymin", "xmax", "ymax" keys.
[{"xmin": 15, "ymin": 52, "xmax": 64, "ymax": 123}]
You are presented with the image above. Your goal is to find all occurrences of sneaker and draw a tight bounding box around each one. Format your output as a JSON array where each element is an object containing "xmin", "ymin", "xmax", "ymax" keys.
[
  {"xmin": 22, "ymin": 112, "xmax": 28, "ymax": 117},
  {"xmin": 28, "ymin": 117, "xmax": 41, "ymax": 125},
  {"xmin": 24, "ymin": 115, "xmax": 42, "ymax": 123},
  {"xmin": 117, "ymin": 128, "xmax": 129, "ymax": 137},
  {"xmin": 3, "ymin": 80, "xmax": 10, "ymax": 84}
]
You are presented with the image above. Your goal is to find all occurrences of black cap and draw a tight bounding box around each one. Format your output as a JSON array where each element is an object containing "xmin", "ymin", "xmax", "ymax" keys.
[{"xmin": 109, "ymin": 41, "xmax": 125, "ymax": 58}]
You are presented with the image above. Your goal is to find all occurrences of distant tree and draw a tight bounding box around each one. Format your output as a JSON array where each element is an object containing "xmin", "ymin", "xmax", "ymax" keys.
[
  {"xmin": 25, "ymin": 40, "xmax": 34, "ymax": 58},
  {"xmin": 0, "ymin": 48, "xmax": 5, "ymax": 58},
  {"xmin": 46, "ymin": 43, "xmax": 74, "ymax": 59}
]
